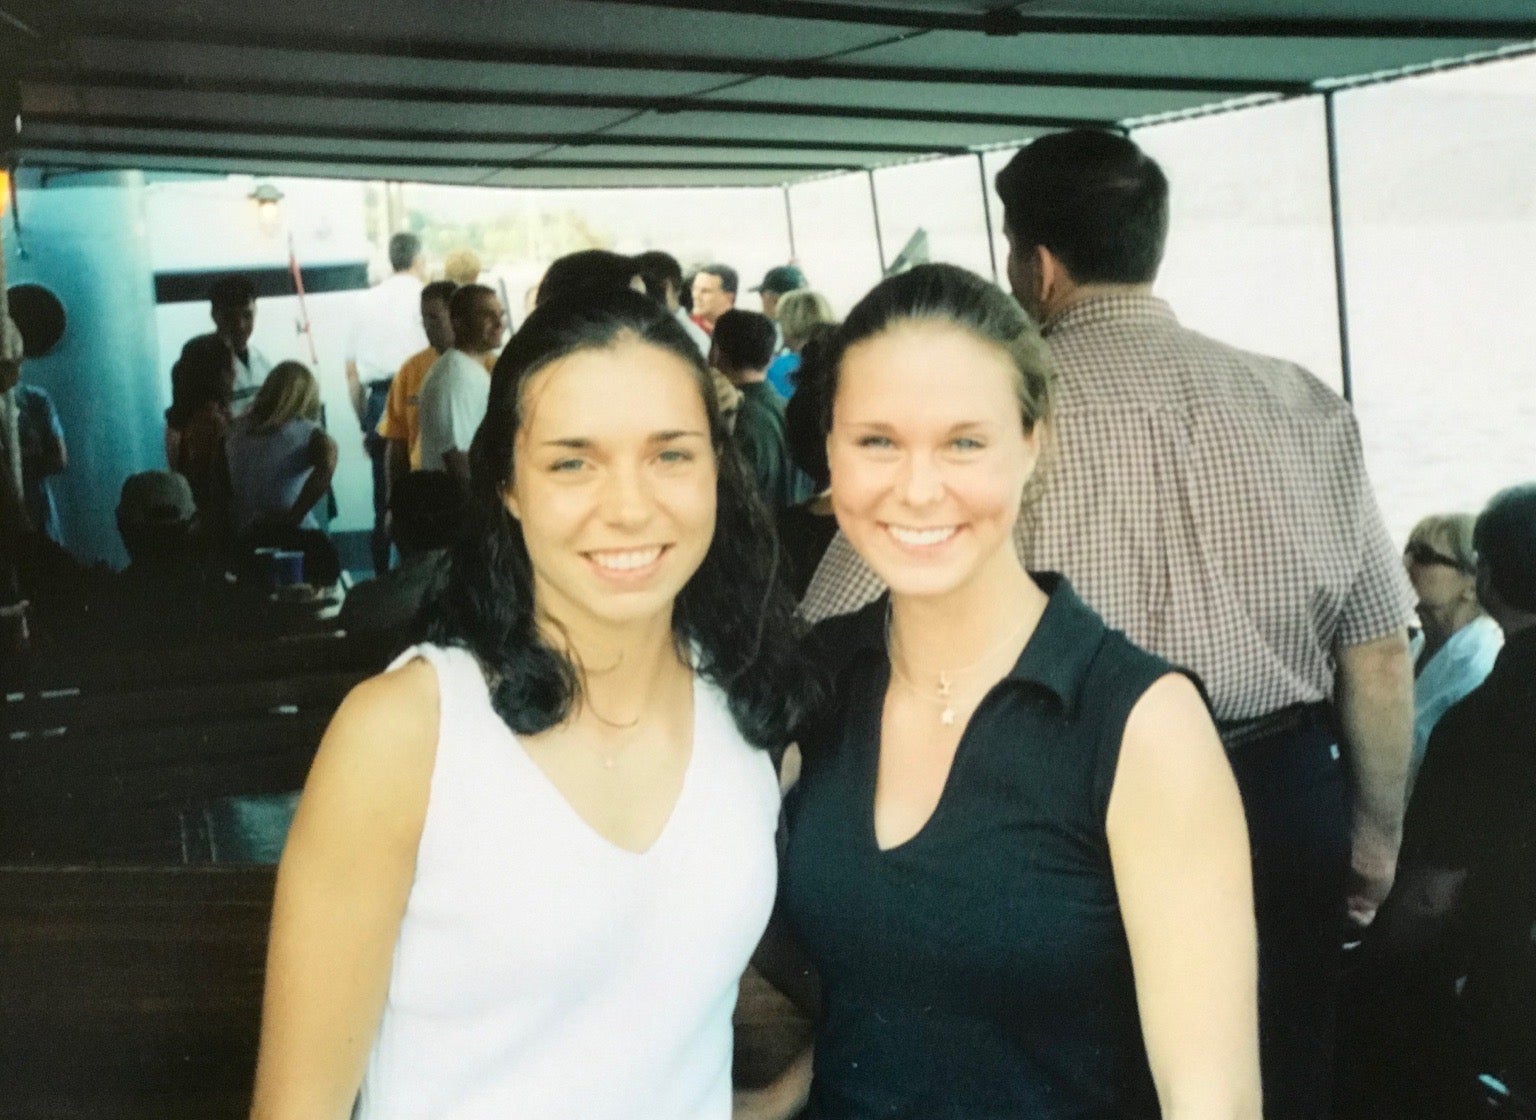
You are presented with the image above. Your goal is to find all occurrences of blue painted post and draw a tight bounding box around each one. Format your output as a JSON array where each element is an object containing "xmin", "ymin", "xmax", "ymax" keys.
[{"xmin": 4, "ymin": 170, "xmax": 164, "ymax": 567}]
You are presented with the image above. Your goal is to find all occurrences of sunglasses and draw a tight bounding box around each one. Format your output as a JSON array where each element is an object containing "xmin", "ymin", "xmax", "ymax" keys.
[{"xmin": 1404, "ymin": 541, "xmax": 1470, "ymax": 571}]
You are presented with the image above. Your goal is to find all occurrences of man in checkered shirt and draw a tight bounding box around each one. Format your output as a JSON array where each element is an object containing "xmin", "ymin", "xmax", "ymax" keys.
[{"xmin": 800, "ymin": 129, "xmax": 1415, "ymax": 1120}]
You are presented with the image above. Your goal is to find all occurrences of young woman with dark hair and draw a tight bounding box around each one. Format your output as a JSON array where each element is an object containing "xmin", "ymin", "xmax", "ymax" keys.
[
  {"xmin": 251, "ymin": 289, "xmax": 817, "ymax": 1120},
  {"xmin": 745, "ymin": 264, "xmax": 1260, "ymax": 1120}
]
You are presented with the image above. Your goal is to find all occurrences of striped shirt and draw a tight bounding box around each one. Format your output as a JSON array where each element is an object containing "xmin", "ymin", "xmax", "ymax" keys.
[{"xmin": 799, "ymin": 293, "xmax": 1414, "ymax": 722}]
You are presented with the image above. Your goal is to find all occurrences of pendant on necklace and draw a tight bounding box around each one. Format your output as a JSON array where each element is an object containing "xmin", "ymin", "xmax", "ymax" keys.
[{"xmin": 938, "ymin": 674, "xmax": 956, "ymax": 727}]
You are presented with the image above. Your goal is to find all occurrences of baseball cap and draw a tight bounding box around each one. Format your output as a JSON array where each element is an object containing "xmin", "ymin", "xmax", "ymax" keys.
[
  {"xmin": 118, "ymin": 471, "xmax": 197, "ymax": 526},
  {"xmin": 751, "ymin": 265, "xmax": 808, "ymax": 295}
]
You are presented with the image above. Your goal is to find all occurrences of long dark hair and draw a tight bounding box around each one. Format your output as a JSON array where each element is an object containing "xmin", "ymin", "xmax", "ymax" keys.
[
  {"xmin": 165, "ymin": 335, "xmax": 234, "ymax": 430},
  {"xmin": 426, "ymin": 289, "xmax": 817, "ymax": 749}
]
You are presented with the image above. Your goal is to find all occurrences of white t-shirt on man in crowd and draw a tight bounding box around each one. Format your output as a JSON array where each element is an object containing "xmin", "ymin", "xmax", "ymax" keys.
[
  {"xmin": 347, "ymin": 272, "xmax": 428, "ymax": 387},
  {"xmin": 416, "ymin": 349, "xmax": 492, "ymax": 475}
]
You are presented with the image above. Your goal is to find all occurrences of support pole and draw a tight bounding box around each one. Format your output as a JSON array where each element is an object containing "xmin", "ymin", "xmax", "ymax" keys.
[
  {"xmin": 1323, "ymin": 92, "xmax": 1355, "ymax": 404},
  {"xmin": 781, "ymin": 184, "xmax": 798, "ymax": 260},
  {"xmin": 0, "ymin": 156, "xmax": 29, "ymax": 638},
  {"xmin": 977, "ymin": 151, "xmax": 1000, "ymax": 283},
  {"xmin": 866, "ymin": 169, "xmax": 887, "ymax": 274}
]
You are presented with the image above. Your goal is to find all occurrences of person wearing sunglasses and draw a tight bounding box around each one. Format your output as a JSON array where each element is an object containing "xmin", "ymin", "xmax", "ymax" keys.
[{"xmin": 1402, "ymin": 514, "xmax": 1502, "ymax": 786}]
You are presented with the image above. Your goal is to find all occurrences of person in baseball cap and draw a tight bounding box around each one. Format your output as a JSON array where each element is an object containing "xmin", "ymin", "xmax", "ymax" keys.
[
  {"xmin": 751, "ymin": 264, "xmax": 807, "ymax": 318},
  {"xmin": 117, "ymin": 470, "xmax": 198, "ymax": 560}
]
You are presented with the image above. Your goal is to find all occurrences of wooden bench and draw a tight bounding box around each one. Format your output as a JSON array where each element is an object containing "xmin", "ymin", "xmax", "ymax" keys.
[
  {"xmin": 6, "ymin": 667, "xmax": 365, "ymax": 740},
  {"xmin": 4, "ymin": 629, "xmax": 395, "ymax": 696},
  {"xmin": 1, "ymin": 635, "xmax": 384, "ymax": 861},
  {"xmin": 1, "ymin": 708, "xmax": 331, "ymax": 862},
  {"xmin": 0, "ymin": 864, "xmax": 275, "ymax": 1120}
]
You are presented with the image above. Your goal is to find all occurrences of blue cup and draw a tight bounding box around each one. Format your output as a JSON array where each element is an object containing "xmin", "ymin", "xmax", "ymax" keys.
[{"xmin": 271, "ymin": 549, "xmax": 306, "ymax": 587}]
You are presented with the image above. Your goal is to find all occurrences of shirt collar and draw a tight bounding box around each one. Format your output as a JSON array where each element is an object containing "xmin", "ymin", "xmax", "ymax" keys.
[
  {"xmin": 1043, "ymin": 291, "xmax": 1177, "ymax": 338},
  {"xmin": 812, "ymin": 572, "xmax": 1106, "ymax": 716}
]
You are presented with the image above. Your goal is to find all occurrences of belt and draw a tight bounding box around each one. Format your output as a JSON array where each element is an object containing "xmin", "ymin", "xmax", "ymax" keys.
[{"xmin": 1216, "ymin": 701, "xmax": 1332, "ymax": 753}]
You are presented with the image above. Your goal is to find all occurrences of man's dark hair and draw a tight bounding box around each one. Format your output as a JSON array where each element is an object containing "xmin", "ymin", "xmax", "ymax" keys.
[
  {"xmin": 388, "ymin": 231, "xmax": 423, "ymax": 273},
  {"xmin": 391, "ymin": 470, "xmax": 469, "ymax": 554},
  {"xmin": 699, "ymin": 263, "xmax": 738, "ymax": 295},
  {"xmin": 1475, "ymin": 483, "xmax": 1536, "ymax": 614},
  {"xmin": 426, "ymin": 288, "xmax": 819, "ymax": 749},
  {"xmin": 209, "ymin": 275, "xmax": 256, "ymax": 311},
  {"xmin": 448, "ymin": 283, "xmax": 497, "ymax": 324},
  {"xmin": 536, "ymin": 250, "xmax": 639, "ymax": 307},
  {"xmin": 421, "ymin": 279, "xmax": 458, "ymax": 307},
  {"xmin": 994, "ymin": 129, "xmax": 1169, "ymax": 285},
  {"xmin": 633, "ymin": 250, "xmax": 684, "ymax": 303},
  {"xmin": 711, "ymin": 309, "xmax": 777, "ymax": 373}
]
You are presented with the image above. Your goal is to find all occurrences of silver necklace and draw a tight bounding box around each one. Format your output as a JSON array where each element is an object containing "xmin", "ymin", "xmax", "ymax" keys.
[{"xmin": 885, "ymin": 604, "xmax": 1033, "ymax": 726}]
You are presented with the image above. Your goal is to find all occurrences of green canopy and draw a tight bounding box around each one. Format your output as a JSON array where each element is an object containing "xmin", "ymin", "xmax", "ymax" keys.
[{"xmin": 3, "ymin": 0, "xmax": 1533, "ymax": 186}]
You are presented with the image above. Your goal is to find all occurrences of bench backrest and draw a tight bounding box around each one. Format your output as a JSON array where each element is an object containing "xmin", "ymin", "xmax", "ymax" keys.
[
  {"xmin": 0, "ymin": 864, "xmax": 275, "ymax": 1120},
  {"xmin": 6, "ymin": 630, "xmax": 394, "ymax": 695},
  {"xmin": 6, "ymin": 668, "xmax": 365, "ymax": 738},
  {"xmin": 1, "ymin": 709, "xmax": 331, "ymax": 862}
]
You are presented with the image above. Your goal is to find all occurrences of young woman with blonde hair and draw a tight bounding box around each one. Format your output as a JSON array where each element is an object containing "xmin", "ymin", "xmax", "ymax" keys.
[{"xmin": 222, "ymin": 360, "xmax": 338, "ymax": 536}]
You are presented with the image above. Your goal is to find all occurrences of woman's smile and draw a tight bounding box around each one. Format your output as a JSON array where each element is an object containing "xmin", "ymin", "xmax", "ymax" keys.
[{"xmin": 883, "ymin": 523, "xmax": 960, "ymax": 549}]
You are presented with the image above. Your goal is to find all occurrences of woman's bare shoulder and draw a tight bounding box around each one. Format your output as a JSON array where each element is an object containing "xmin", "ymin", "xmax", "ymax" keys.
[
  {"xmin": 334, "ymin": 657, "xmax": 438, "ymax": 745},
  {"xmin": 300, "ymin": 656, "xmax": 442, "ymax": 837}
]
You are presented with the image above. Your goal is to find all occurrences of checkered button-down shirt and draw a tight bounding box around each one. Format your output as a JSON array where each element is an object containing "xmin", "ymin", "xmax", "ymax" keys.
[{"xmin": 799, "ymin": 293, "xmax": 1415, "ymax": 722}]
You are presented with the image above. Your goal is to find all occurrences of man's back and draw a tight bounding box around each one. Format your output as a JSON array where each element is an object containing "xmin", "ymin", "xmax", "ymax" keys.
[
  {"xmin": 733, "ymin": 382, "xmax": 807, "ymax": 510},
  {"xmin": 348, "ymin": 272, "xmax": 427, "ymax": 384},
  {"xmin": 1399, "ymin": 628, "xmax": 1536, "ymax": 876},
  {"xmin": 1025, "ymin": 293, "xmax": 1411, "ymax": 720},
  {"xmin": 339, "ymin": 548, "xmax": 447, "ymax": 638}
]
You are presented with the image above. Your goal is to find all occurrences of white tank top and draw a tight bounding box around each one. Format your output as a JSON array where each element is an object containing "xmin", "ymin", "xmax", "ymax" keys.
[{"xmin": 355, "ymin": 643, "xmax": 780, "ymax": 1120}]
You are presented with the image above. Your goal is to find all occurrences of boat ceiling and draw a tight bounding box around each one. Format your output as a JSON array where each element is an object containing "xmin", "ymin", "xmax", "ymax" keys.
[{"xmin": 3, "ymin": 0, "xmax": 1534, "ymax": 188}]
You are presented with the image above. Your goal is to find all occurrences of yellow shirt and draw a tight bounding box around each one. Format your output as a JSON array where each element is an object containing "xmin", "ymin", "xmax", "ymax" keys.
[{"xmin": 378, "ymin": 347, "xmax": 496, "ymax": 469}]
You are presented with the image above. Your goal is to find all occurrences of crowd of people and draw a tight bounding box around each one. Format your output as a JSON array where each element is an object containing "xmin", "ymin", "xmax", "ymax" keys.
[{"xmin": 0, "ymin": 126, "xmax": 1531, "ymax": 1120}]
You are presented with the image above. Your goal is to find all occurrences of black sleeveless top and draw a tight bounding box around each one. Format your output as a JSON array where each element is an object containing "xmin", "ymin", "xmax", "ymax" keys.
[{"xmin": 783, "ymin": 574, "xmax": 1176, "ymax": 1120}]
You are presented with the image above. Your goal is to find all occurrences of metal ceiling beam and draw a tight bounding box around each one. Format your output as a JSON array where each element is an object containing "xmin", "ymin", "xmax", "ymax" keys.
[
  {"xmin": 18, "ymin": 148, "xmax": 815, "ymax": 188},
  {"xmin": 24, "ymin": 110, "xmax": 972, "ymax": 156},
  {"xmin": 21, "ymin": 137, "xmax": 865, "ymax": 172},
  {"xmin": 31, "ymin": 27, "xmax": 1313, "ymax": 94},
  {"xmin": 20, "ymin": 153, "xmax": 804, "ymax": 189},
  {"xmin": 44, "ymin": 2, "xmax": 1536, "ymax": 42},
  {"xmin": 24, "ymin": 73, "xmax": 1112, "ymax": 129},
  {"xmin": 590, "ymin": 1, "xmax": 1536, "ymax": 40}
]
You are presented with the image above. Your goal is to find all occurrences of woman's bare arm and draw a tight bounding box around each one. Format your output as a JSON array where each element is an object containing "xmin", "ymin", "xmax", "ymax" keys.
[
  {"xmin": 285, "ymin": 429, "xmax": 339, "ymax": 527},
  {"xmin": 249, "ymin": 660, "xmax": 438, "ymax": 1120},
  {"xmin": 1107, "ymin": 673, "xmax": 1262, "ymax": 1120}
]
